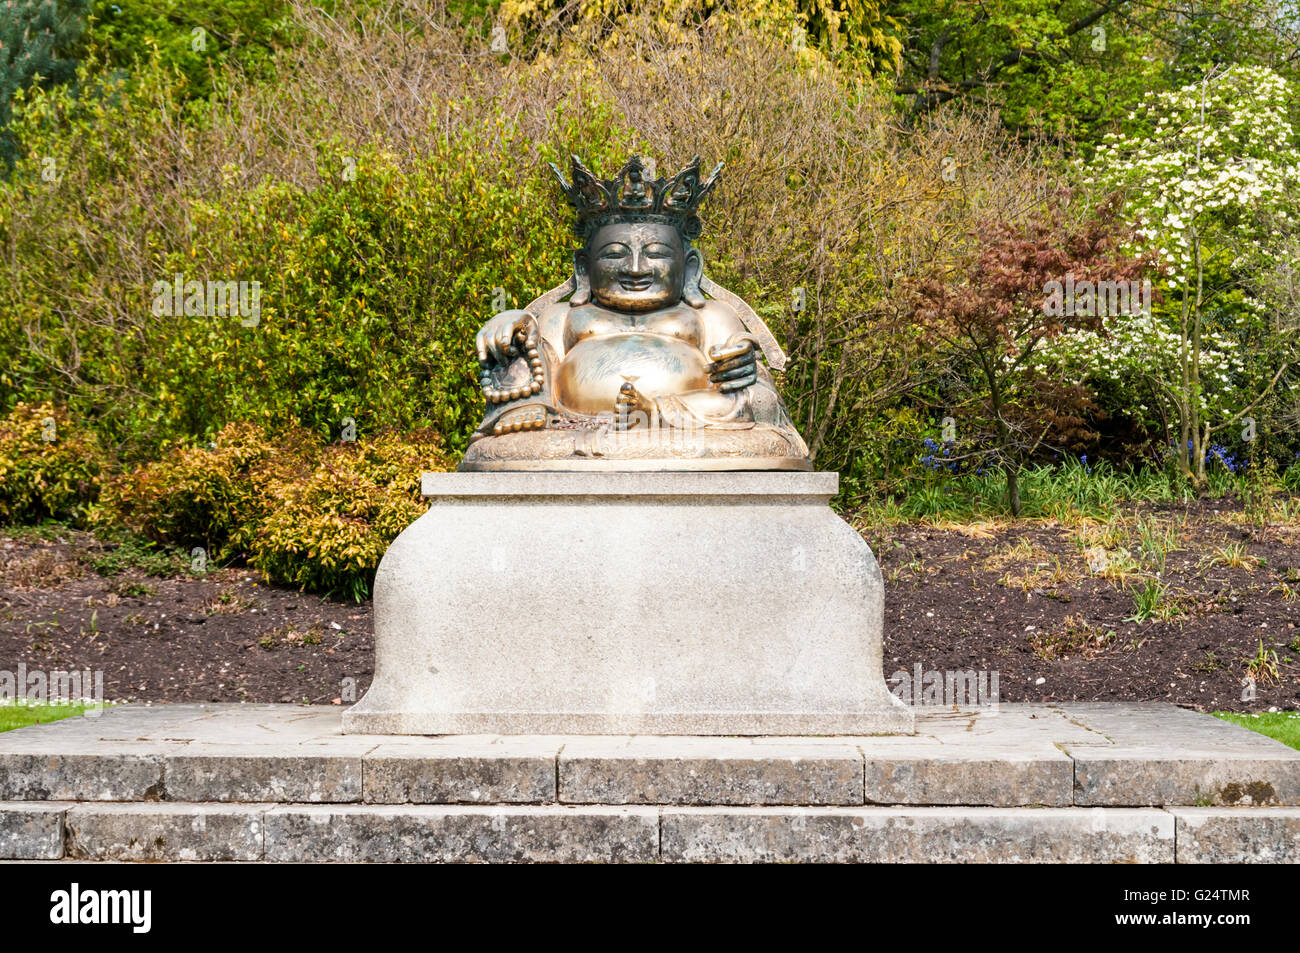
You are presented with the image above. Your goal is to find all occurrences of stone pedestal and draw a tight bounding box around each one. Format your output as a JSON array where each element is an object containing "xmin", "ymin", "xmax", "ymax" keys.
[{"xmin": 343, "ymin": 471, "xmax": 913, "ymax": 735}]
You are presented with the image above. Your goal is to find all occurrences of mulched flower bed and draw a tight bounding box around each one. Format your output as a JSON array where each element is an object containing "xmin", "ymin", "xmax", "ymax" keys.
[
  {"xmin": 0, "ymin": 498, "xmax": 1295, "ymax": 712},
  {"xmin": 870, "ymin": 499, "xmax": 1298, "ymax": 711}
]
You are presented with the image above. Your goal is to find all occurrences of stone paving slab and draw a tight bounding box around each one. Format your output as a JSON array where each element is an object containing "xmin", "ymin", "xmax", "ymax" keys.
[
  {"xmin": 66, "ymin": 803, "xmax": 270, "ymax": 862},
  {"xmin": 263, "ymin": 805, "xmax": 659, "ymax": 863},
  {"xmin": 661, "ymin": 806, "xmax": 1174, "ymax": 863},
  {"xmin": 5, "ymin": 800, "xmax": 1300, "ymax": 862},
  {"xmin": 0, "ymin": 802, "xmax": 65, "ymax": 860},
  {"xmin": 0, "ymin": 745, "xmax": 171, "ymax": 801},
  {"xmin": 1170, "ymin": 807, "xmax": 1300, "ymax": 864},
  {"xmin": 558, "ymin": 736, "xmax": 864, "ymax": 805},
  {"xmin": 0, "ymin": 702, "xmax": 1296, "ymax": 808},
  {"xmin": 862, "ymin": 750, "xmax": 1073, "ymax": 806},
  {"xmin": 1055, "ymin": 703, "xmax": 1300, "ymax": 806},
  {"xmin": 163, "ymin": 747, "xmax": 364, "ymax": 803},
  {"xmin": 1072, "ymin": 756, "xmax": 1300, "ymax": 807},
  {"xmin": 363, "ymin": 740, "xmax": 561, "ymax": 803}
]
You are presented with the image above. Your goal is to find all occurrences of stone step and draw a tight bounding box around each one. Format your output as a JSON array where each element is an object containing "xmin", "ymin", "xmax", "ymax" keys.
[
  {"xmin": 1, "ymin": 703, "xmax": 1297, "ymax": 808},
  {"xmin": 4, "ymin": 801, "xmax": 1298, "ymax": 863}
]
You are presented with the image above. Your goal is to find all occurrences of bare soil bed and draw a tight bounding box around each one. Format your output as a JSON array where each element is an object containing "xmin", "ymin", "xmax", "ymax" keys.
[
  {"xmin": 866, "ymin": 499, "xmax": 1299, "ymax": 711},
  {"xmin": 0, "ymin": 498, "xmax": 1296, "ymax": 712}
]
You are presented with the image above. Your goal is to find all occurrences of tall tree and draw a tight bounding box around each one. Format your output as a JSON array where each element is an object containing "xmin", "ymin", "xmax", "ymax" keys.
[
  {"xmin": 1090, "ymin": 64, "xmax": 1300, "ymax": 486},
  {"xmin": 891, "ymin": 0, "xmax": 1300, "ymax": 144},
  {"xmin": 0, "ymin": 0, "xmax": 91, "ymax": 169}
]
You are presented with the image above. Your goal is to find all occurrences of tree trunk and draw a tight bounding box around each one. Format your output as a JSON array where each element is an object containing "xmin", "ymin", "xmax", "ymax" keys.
[
  {"xmin": 1005, "ymin": 460, "xmax": 1023, "ymax": 517},
  {"xmin": 982, "ymin": 352, "xmax": 1021, "ymax": 516},
  {"xmin": 1189, "ymin": 229, "xmax": 1207, "ymax": 492},
  {"xmin": 1177, "ymin": 286, "xmax": 1192, "ymax": 481}
]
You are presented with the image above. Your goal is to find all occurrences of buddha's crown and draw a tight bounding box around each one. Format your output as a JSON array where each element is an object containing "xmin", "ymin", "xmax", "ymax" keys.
[{"xmin": 550, "ymin": 154, "xmax": 724, "ymax": 242}]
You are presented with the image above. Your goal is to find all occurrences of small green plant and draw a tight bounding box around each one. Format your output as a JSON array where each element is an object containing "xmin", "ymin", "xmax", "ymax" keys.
[
  {"xmin": 1209, "ymin": 542, "xmax": 1257, "ymax": 570},
  {"xmin": 261, "ymin": 623, "xmax": 323, "ymax": 648},
  {"xmin": 1029, "ymin": 614, "xmax": 1116, "ymax": 660},
  {"xmin": 83, "ymin": 533, "xmax": 187, "ymax": 577},
  {"xmin": 1127, "ymin": 578, "xmax": 1172, "ymax": 622},
  {"xmin": 1136, "ymin": 515, "xmax": 1179, "ymax": 574},
  {"xmin": 1192, "ymin": 651, "xmax": 1223, "ymax": 674},
  {"xmin": 1244, "ymin": 638, "xmax": 1282, "ymax": 685},
  {"xmin": 109, "ymin": 579, "xmax": 156, "ymax": 598},
  {"xmin": 1075, "ymin": 522, "xmax": 1127, "ymax": 552},
  {"xmin": 0, "ymin": 521, "xmax": 74, "ymax": 542},
  {"xmin": 204, "ymin": 590, "xmax": 257, "ymax": 614}
]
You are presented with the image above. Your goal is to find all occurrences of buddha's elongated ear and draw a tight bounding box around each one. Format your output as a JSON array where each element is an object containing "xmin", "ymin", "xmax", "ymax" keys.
[
  {"xmin": 682, "ymin": 247, "xmax": 705, "ymax": 309},
  {"xmin": 571, "ymin": 249, "xmax": 592, "ymax": 306}
]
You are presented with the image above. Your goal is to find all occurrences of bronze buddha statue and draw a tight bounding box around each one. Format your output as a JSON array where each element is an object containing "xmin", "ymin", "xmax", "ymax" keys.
[{"xmin": 460, "ymin": 154, "xmax": 810, "ymax": 470}]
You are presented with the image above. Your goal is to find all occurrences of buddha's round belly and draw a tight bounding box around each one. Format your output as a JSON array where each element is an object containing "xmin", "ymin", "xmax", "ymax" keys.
[{"xmin": 557, "ymin": 333, "xmax": 710, "ymax": 416}]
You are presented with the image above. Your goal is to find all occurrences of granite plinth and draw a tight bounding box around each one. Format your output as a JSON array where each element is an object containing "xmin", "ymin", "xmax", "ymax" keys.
[{"xmin": 343, "ymin": 471, "xmax": 913, "ymax": 735}]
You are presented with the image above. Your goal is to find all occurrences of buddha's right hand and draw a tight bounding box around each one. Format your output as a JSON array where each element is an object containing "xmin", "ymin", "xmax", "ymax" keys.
[{"xmin": 476, "ymin": 310, "xmax": 537, "ymax": 366}]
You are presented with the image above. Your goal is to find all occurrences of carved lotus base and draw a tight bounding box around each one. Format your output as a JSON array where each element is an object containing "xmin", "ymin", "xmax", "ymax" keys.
[{"xmin": 460, "ymin": 424, "xmax": 812, "ymax": 471}]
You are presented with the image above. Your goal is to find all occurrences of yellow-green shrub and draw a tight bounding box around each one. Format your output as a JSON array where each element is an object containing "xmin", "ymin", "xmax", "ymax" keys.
[
  {"xmin": 250, "ymin": 429, "xmax": 451, "ymax": 599},
  {"xmin": 93, "ymin": 422, "xmax": 320, "ymax": 559},
  {"xmin": 96, "ymin": 422, "xmax": 451, "ymax": 595},
  {"xmin": 0, "ymin": 402, "xmax": 108, "ymax": 524}
]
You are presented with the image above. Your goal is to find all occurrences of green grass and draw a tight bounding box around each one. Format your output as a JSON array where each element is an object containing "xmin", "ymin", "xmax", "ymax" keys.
[
  {"xmin": 853, "ymin": 456, "xmax": 1300, "ymax": 525},
  {"xmin": 0, "ymin": 701, "xmax": 107, "ymax": 732},
  {"xmin": 83, "ymin": 530, "xmax": 190, "ymax": 577},
  {"xmin": 1213, "ymin": 711, "xmax": 1300, "ymax": 751},
  {"xmin": 0, "ymin": 520, "xmax": 76, "ymax": 542},
  {"xmin": 1127, "ymin": 578, "xmax": 1173, "ymax": 622}
]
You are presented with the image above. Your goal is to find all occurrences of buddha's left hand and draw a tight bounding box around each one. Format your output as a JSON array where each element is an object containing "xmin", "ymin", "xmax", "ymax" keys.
[{"xmin": 708, "ymin": 333, "xmax": 760, "ymax": 393}]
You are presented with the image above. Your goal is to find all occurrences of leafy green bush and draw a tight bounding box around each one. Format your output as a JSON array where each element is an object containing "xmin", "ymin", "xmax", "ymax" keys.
[
  {"xmin": 96, "ymin": 421, "xmax": 451, "ymax": 596},
  {"xmin": 0, "ymin": 48, "xmax": 632, "ymax": 459},
  {"xmin": 84, "ymin": 0, "xmax": 298, "ymax": 100},
  {"xmin": 93, "ymin": 421, "xmax": 318, "ymax": 559},
  {"xmin": 250, "ymin": 429, "xmax": 451, "ymax": 599},
  {"xmin": 0, "ymin": 402, "xmax": 108, "ymax": 524}
]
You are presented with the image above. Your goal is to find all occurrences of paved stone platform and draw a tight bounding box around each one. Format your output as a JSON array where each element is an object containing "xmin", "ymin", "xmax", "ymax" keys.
[{"xmin": 1, "ymin": 702, "xmax": 1297, "ymax": 862}]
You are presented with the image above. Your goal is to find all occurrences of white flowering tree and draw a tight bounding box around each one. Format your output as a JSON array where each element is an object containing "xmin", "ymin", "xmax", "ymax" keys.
[{"xmin": 1088, "ymin": 64, "xmax": 1300, "ymax": 486}]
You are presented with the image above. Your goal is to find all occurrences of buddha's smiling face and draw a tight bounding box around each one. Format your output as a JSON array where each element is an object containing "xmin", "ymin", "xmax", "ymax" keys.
[{"xmin": 585, "ymin": 222, "xmax": 685, "ymax": 313}]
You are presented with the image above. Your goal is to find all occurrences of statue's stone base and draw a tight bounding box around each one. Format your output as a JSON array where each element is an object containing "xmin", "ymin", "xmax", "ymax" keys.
[
  {"xmin": 459, "ymin": 425, "xmax": 811, "ymax": 471},
  {"xmin": 343, "ymin": 471, "xmax": 913, "ymax": 735}
]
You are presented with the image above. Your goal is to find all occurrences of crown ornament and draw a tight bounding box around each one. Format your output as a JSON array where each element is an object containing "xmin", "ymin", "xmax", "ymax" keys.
[{"xmin": 549, "ymin": 154, "xmax": 724, "ymax": 242}]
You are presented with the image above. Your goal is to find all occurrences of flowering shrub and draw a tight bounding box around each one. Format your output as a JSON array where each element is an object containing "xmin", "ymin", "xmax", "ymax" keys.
[
  {"xmin": 1085, "ymin": 64, "xmax": 1300, "ymax": 480},
  {"xmin": 1160, "ymin": 440, "xmax": 1247, "ymax": 475},
  {"xmin": 1029, "ymin": 310, "xmax": 1246, "ymax": 433},
  {"xmin": 919, "ymin": 437, "xmax": 963, "ymax": 473},
  {"xmin": 1090, "ymin": 65, "xmax": 1300, "ymax": 283},
  {"xmin": 0, "ymin": 402, "xmax": 108, "ymax": 524}
]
